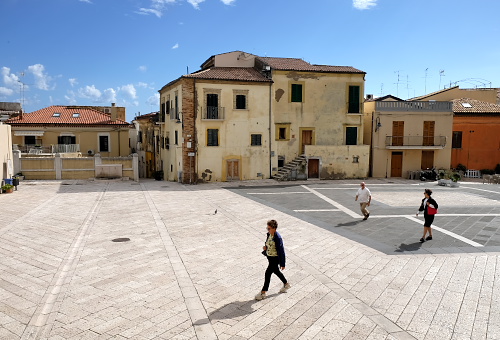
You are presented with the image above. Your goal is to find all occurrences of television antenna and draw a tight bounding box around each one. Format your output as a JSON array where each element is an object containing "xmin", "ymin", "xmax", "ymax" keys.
[
  {"xmin": 439, "ymin": 70, "xmax": 445, "ymax": 90},
  {"xmin": 17, "ymin": 72, "xmax": 31, "ymax": 109}
]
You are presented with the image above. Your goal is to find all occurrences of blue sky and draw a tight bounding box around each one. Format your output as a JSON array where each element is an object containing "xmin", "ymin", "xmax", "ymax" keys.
[{"xmin": 1, "ymin": 0, "xmax": 499, "ymax": 122}]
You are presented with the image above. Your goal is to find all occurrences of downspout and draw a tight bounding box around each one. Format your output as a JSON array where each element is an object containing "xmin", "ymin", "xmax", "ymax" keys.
[
  {"xmin": 193, "ymin": 78, "xmax": 198, "ymax": 183},
  {"xmin": 269, "ymin": 81, "xmax": 273, "ymax": 179}
]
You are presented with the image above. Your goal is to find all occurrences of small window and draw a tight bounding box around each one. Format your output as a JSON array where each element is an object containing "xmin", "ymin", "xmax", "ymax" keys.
[
  {"xmin": 251, "ymin": 134, "xmax": 262, "ymax": 146},
  {"xmin": 278, "ymin": 156, "xmax": 285, "ymax": 168},
  {"xmin": 236, "ymin": 95, "xmax": 247, "ymax": 109},
  {"xmin": 291, "ymin": 84, "xmax": 303, "ymax": 102},
  {"xmin": 279, "ymin": 128, "xmax": 287, "ymax": 140},
  {"xmin": 461, "ymin": 103, "xmax": 472, "ymax": 108},
  {"xmin": 72, "ymin": 113, "xmax": 80, "ymax": 118},
  {"xmin": 99, "ymin": 135, "xmax": 109, "ymax": 152},
  {"xmin": 207, "ymin": 129, "xmax": 219, "ymax": 146},
  {"xmin": 346, "ymin": 127, "xmax": 358, "ymax": 145},
  {"xmin": 25, "ymin": 136, "xmax": 36, "ymax": 145},
  {"xmin": 175, "ymin": 131, "xmax": 178, "ymax": 145},
  {"xmin": 53, "ymin": 112, "xmax": 61, "ymax": 117},
  {"xmin": 452, "ymin": 131, "xmax": 462, "ymax": 149}
]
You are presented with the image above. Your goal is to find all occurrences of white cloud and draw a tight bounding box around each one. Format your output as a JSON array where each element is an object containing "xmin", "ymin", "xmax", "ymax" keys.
[
  {"xmin": 138, "ymin": 0, "xmax": 177, "ymax": 17},
  {"xmin": 136, "ymin": 82, "xmax": 148, "ymax": 88},
  {"xmin": 78, "ymin": 85, "xmax": 102, "ymax": 101},
  {"xmin": 353, "ymin": 0, "xmax": 377, "ymax": 10},
  {"xmin": 172, "ymin": 43, "xmax": 179, "ymax": 49},
  {"xmin": 120, "ymin": 84, "xmax": 137, "ymax": 100},
  {"xmin": 137, "ymin": 8, "xmax": 163, "ymax": 17},
  {"xmin": 220, "ymin": 0, "xmax": 235, "ymax": 4},
  {"xmin": 1, "ymin": 67, "xmax": 20, "ymax": 88},
  {"xmin": 27, "ymin": 64, "xmax": 52, "ymax": 90},
  {"xmin": 0, "ymin": 87, "xmax": 14, "ymax": 97},
  {"xmin": 138, "ymin": 65, "xmax": 147, "ymax": 72},
  {"xmin": 187, "ymin": 0, "xmax": 205, "ymax": 9},
  {"xmin": 79, "ymin": 0, "xmax": 92, "ymax": 3},
  {"xmin": 69, "ymin": 78, "xmax": 78, "ymax": 87},
  {"xmin": 147, "ymin": 93, "xmax": 160, "ymax": 106},
  {"xmin": 65, "ymin": 91, "xmax": 77, "ymax": 105},
  {"xmin": 103, "ymin": 88, "xmax": 117, "ymax": 103}
]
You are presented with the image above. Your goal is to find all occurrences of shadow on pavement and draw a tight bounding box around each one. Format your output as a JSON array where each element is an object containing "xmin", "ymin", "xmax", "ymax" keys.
[
  {"xmin": 208, "ymin": 296, "xmax": 278, "ymax": 320},
  {"xmin": 394, "ymin": 242, "xmax": 423, "ymax": 252},
  {"xmin": 334, "ymin": 220, "xmax": 362, "ymax": 228}
]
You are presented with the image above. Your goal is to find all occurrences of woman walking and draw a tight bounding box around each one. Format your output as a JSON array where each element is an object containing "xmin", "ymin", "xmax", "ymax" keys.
[
  {"xmin": 417, "ymin": 188, "xmax": 438, "ymax": 243},
  {"xmin": 255, "ymin": 220, "xmax": 290, "ymax": 300}
]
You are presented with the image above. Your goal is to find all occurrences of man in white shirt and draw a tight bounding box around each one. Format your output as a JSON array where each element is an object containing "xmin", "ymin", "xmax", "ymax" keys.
[{"xmin": 355, "ymin": 182, "xmax": 371, "ymax": 220}]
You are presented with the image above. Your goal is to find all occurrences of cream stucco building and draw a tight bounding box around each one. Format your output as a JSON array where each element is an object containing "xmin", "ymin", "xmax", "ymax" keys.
[
  {"xmin": 158, "ymin": 51, "xmax": 369, "ymax": 183},
  {"xmin": 0, "ymin": 123, "xmax": 14, "ymax": 182},
  {"xmin": 6, "ymin": 104, "xmax": 131, "ymax": 157},
  {"xmin": 364, "ymin": 95, "xmax": 453, "ymax": 178}
]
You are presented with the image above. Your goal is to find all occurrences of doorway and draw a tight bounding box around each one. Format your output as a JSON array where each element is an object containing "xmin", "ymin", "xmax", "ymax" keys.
[
  {"xmin": 226, "ymin": 159, "xmax": 240, "ymax": 181},
  {"xmin": 391, "ymin": 152, "xmax": 403, "ymax": 177},
  {"xmin": 308, "ymin": 159, "xmax": 319, "ymax": 178},
  {"xmin": 300, "ymin": 129, "xmax": 313, "ymax": 154}
]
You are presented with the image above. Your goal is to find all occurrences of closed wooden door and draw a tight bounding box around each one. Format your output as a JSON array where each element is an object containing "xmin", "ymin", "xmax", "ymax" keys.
[
  {"xmin": 301, "ymin": 130, "xmax": 313, "ymax": 154},
  {"xmin": 392, "ymin": 121, "xmax": 404, "ymax": 146},
  {"xmin": 421, "ymin": 151, "xmax": 434, "ymax": 169},
  {"xmin": 308, "ymin": 159, "xmax": 319, "ymax": 178},
  {"xmin": 226, "ymin": 159, "xmax": 240, "ymax": 181},
  {"xmin": 391, "ymin": 152, "xmax": 403, "ymax": 177},
  {"xmin": 423, "ymin": 121, "xmax": 435, "ymax": 146}
]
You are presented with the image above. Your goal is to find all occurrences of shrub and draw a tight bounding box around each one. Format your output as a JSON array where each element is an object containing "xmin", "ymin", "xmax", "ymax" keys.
[
  {"xmin": 456, "ymin": 164, "xmax": 467, "ymax": 172},
  {"xmin": 496, "ymin": 164, "xmax": 500, "ymax": 174},
  {"xmin": 481, "ymin": 169, "xmax": 495, "ymax": 175}
]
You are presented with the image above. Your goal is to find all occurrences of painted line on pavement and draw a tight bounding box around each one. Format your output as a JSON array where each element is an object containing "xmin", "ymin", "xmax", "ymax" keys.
[
  {"xmin": 463, "ymin": 186, "xmax": 500, "ymax": 195},
  {"xmin": 405, "ymin": 215, "xmax": 484, "ymax": 247},
  {"xmin": 294, "ymin": 209, "xmax": 341, "ymax": 212},
  {"xmin": 248, "ymin": 191, "xmax": 313, "ymax": 195},
  {"xmin": 301, "ymin": 185, "xmax": 362, "ymax": 218}
]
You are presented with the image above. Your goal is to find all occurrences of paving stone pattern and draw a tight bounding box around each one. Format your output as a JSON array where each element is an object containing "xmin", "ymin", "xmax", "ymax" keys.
[{"xmin": 0, "ymin": 179, "xmax": 499, "ymax": 339}]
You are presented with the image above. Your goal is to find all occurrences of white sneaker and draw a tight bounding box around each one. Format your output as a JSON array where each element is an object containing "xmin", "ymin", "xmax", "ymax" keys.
[
  {"xmin": 279, "ymin": 283, "xmax": 291, "ymax": 293},
  {"xmin": 255, "ymin": 292, "xmax": 267, "ymax": 300}
]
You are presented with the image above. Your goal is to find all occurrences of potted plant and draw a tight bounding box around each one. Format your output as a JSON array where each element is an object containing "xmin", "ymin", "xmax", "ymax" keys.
[
  {"xmin": 450, "ymin": 172, "xmax": 461, "ymax": 187},
  {"xmin": 1, "ymin": 184, "xmax": 14, "ymax": 193}
]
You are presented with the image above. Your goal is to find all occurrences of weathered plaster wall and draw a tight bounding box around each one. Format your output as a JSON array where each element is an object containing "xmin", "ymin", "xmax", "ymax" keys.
[{"xmin": 305, "ymin": 145, "xmax": 370, "ymax": 179}]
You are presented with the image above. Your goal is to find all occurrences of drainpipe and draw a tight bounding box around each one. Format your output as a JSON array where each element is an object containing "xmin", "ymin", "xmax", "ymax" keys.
[
  {"xmin": 269, "ymin": 81, "xmax": 273, "ymax": 179},
  {"xmin": 193, "ymin": 78, "xmax": 198, "ymax": 183}
]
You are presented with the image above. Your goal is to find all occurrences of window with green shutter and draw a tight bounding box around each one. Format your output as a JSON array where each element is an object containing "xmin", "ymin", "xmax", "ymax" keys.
[
  {"xmin": 291, "ymin": 84, "xmax": 303, "ymax": 102},
  {"xmin": 348, "ymin": 86, "xmax": 360, "ymax": 113},
  {"xmin": 346, "ymin": 127, "xmax": 357, "ymax": 145}
]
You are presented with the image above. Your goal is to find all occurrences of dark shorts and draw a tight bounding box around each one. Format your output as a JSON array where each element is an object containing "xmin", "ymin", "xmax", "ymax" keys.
[{"xmin": 424, "ymin": 214, "xmax": 435, "ymax": 227}]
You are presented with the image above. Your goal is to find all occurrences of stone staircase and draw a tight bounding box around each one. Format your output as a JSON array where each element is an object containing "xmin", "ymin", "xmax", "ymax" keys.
[{"xmin": 273, "ymin": 155, "xmax": 307, "ymax": 181}]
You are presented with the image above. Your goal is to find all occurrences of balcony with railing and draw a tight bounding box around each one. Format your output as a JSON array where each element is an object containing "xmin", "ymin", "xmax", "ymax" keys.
[
  {"xmin": 16, "ymin": 144, "xmax": 81, "ymax": 154},
  {"xmin": 376, "ymin": 101, "xmax": 452, "ymax": 112},
  {"xmin": 202, "ymin": 106, "xmax": 225, "ymax": 120},
  {"xmin": 385, "ymin": 136, "xmax": 447, "ymax": 149}
]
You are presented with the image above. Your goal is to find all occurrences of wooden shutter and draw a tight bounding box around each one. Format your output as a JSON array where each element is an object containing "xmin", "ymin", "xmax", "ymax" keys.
[
  {"xmin": 392, "ymin": 121, "xmax": 404, "ymax": 146},
  {"xmin": 291, "ymin": 84, "xmax": 302, "ymax": 102},
  {"xmin": 346, "ymin": 127, "xmax": 357, "ymax": 145},
  {"xmin": 348, "ymin": 86, "xmax": 360, "ymax": 113},
  {"xmin": 423, "ymin": 121, "xmax": 435, "ymax": 146}
]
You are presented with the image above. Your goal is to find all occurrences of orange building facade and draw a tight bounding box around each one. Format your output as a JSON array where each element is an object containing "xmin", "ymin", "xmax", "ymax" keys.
[{"xmin": 451, "ymin": 99, "xmax": 500, "ymax": 171}]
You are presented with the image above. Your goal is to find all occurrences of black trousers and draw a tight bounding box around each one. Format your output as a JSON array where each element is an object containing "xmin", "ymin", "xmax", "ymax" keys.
[
  {"xmin": 262, "ymin": 256, "xmax": 287, "ymax": 292},
  {"xmin": 424, "ymin": 213, "xmax": 435, "ymax": 227}
]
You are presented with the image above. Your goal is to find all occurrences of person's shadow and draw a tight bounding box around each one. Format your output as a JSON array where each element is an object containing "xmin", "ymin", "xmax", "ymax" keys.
[
  {"xmin": 334, "ymin": 220, "xmax": 362, "ymax": 228},
  {"xmin": 394, "ymin": 242, "xmax": 423, "ymax": 252},
  {"xmin": 206, "ymin": 295, "xmax": 279, "ymax": 322}
]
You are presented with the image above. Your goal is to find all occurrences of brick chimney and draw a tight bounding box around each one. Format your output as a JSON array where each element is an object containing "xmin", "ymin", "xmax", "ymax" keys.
[{"xmin": 110, "ymin": 103, "xmax": 117, "ymax": 121}]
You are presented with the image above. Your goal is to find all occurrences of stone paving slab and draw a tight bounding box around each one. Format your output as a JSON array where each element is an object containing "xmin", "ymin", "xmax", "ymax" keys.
[{"xmin": 0, "ymin": 179, "xmax": 499, "ymax": 339}]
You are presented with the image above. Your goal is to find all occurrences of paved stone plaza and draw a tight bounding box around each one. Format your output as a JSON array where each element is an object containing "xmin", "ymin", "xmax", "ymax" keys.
[{"xmin": 1, "ymin": 178, "xmax": 499, "ymax": 340}]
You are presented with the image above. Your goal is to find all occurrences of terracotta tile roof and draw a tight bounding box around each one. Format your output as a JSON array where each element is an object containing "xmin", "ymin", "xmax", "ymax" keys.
[
  {"xmin": 258, "ymin": 57, "xmax": 365, "ymax": 74},
  {"xmin": 6, "ymin": 105, "xmax": 130, "ymax": 126},
  {"xmin": 184, "ymin": 67, "xmax": 272, "ymax": 82},
  {"xmin": 453, "ymin": 98, "xmax": 500, "ymax": 113},
  {"xmin": 409, "ymin": 86, "xmax": 459, "ymax": 101}
]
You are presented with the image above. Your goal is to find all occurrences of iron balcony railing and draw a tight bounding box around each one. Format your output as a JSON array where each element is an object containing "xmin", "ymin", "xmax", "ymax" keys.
[
  {"xmin": 202, "ymin": 106, "xmax": 225, "ymax": 120},
  {"xmin": 376, "ymin": 101, "xmax": 452, "ymax": 112},
  {"xmin": 385, "ymin": 136, "xmax": 446, "ymax": 148}
]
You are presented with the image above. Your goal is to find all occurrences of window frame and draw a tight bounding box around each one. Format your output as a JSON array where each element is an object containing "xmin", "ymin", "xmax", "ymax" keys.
[
  {"xmin": 98, "ymin": 133, "xmax": 110, "ymax": 153},
  {"xmin": 452, "ymin": 131, "xmax": 463, "ymax": 149},
  {"xmin": 347, "ymin": 84, "xmax": 362, "ymax": 114},
  {"xmin": 250, "ymin": 134, "xmax": 262, "ymax": 146},
  {"xmin": 207, "ymin": 129, "xmax": 219, "ymax": 147},
  {"xmin": 290, "ymin": 83, "xmax": 304, "ymax": 103},
  {"xmin": 345, "ymin": 126, "xmax": 358, "ymax": 145},
  {"xmin": 275, "ymin": 123, "xmax": 291, "ymax": 141}
]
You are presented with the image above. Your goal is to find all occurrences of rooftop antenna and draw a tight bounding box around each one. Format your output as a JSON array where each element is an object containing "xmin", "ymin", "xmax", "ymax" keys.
[
  {"xmin": 379, "ymin": 83, "xmax": 384, "ymax": 96},
  {"xmin": 406, "ymin": 75, "xmax": 411, "ymax": 99},
  {"xmin": 18, "ymin": 72, "xmax": 29, "ymax": 109},
  {"xmin": 394, "ymin": 71, "xmax": 403, "ymax": 97},
  {"xmin": 439, "ymin": 70, "xmax": 445, "ymax": 89},
  {"xmin": 423, "ymin": 68, "xmax": 429, "ymax": 94}
]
